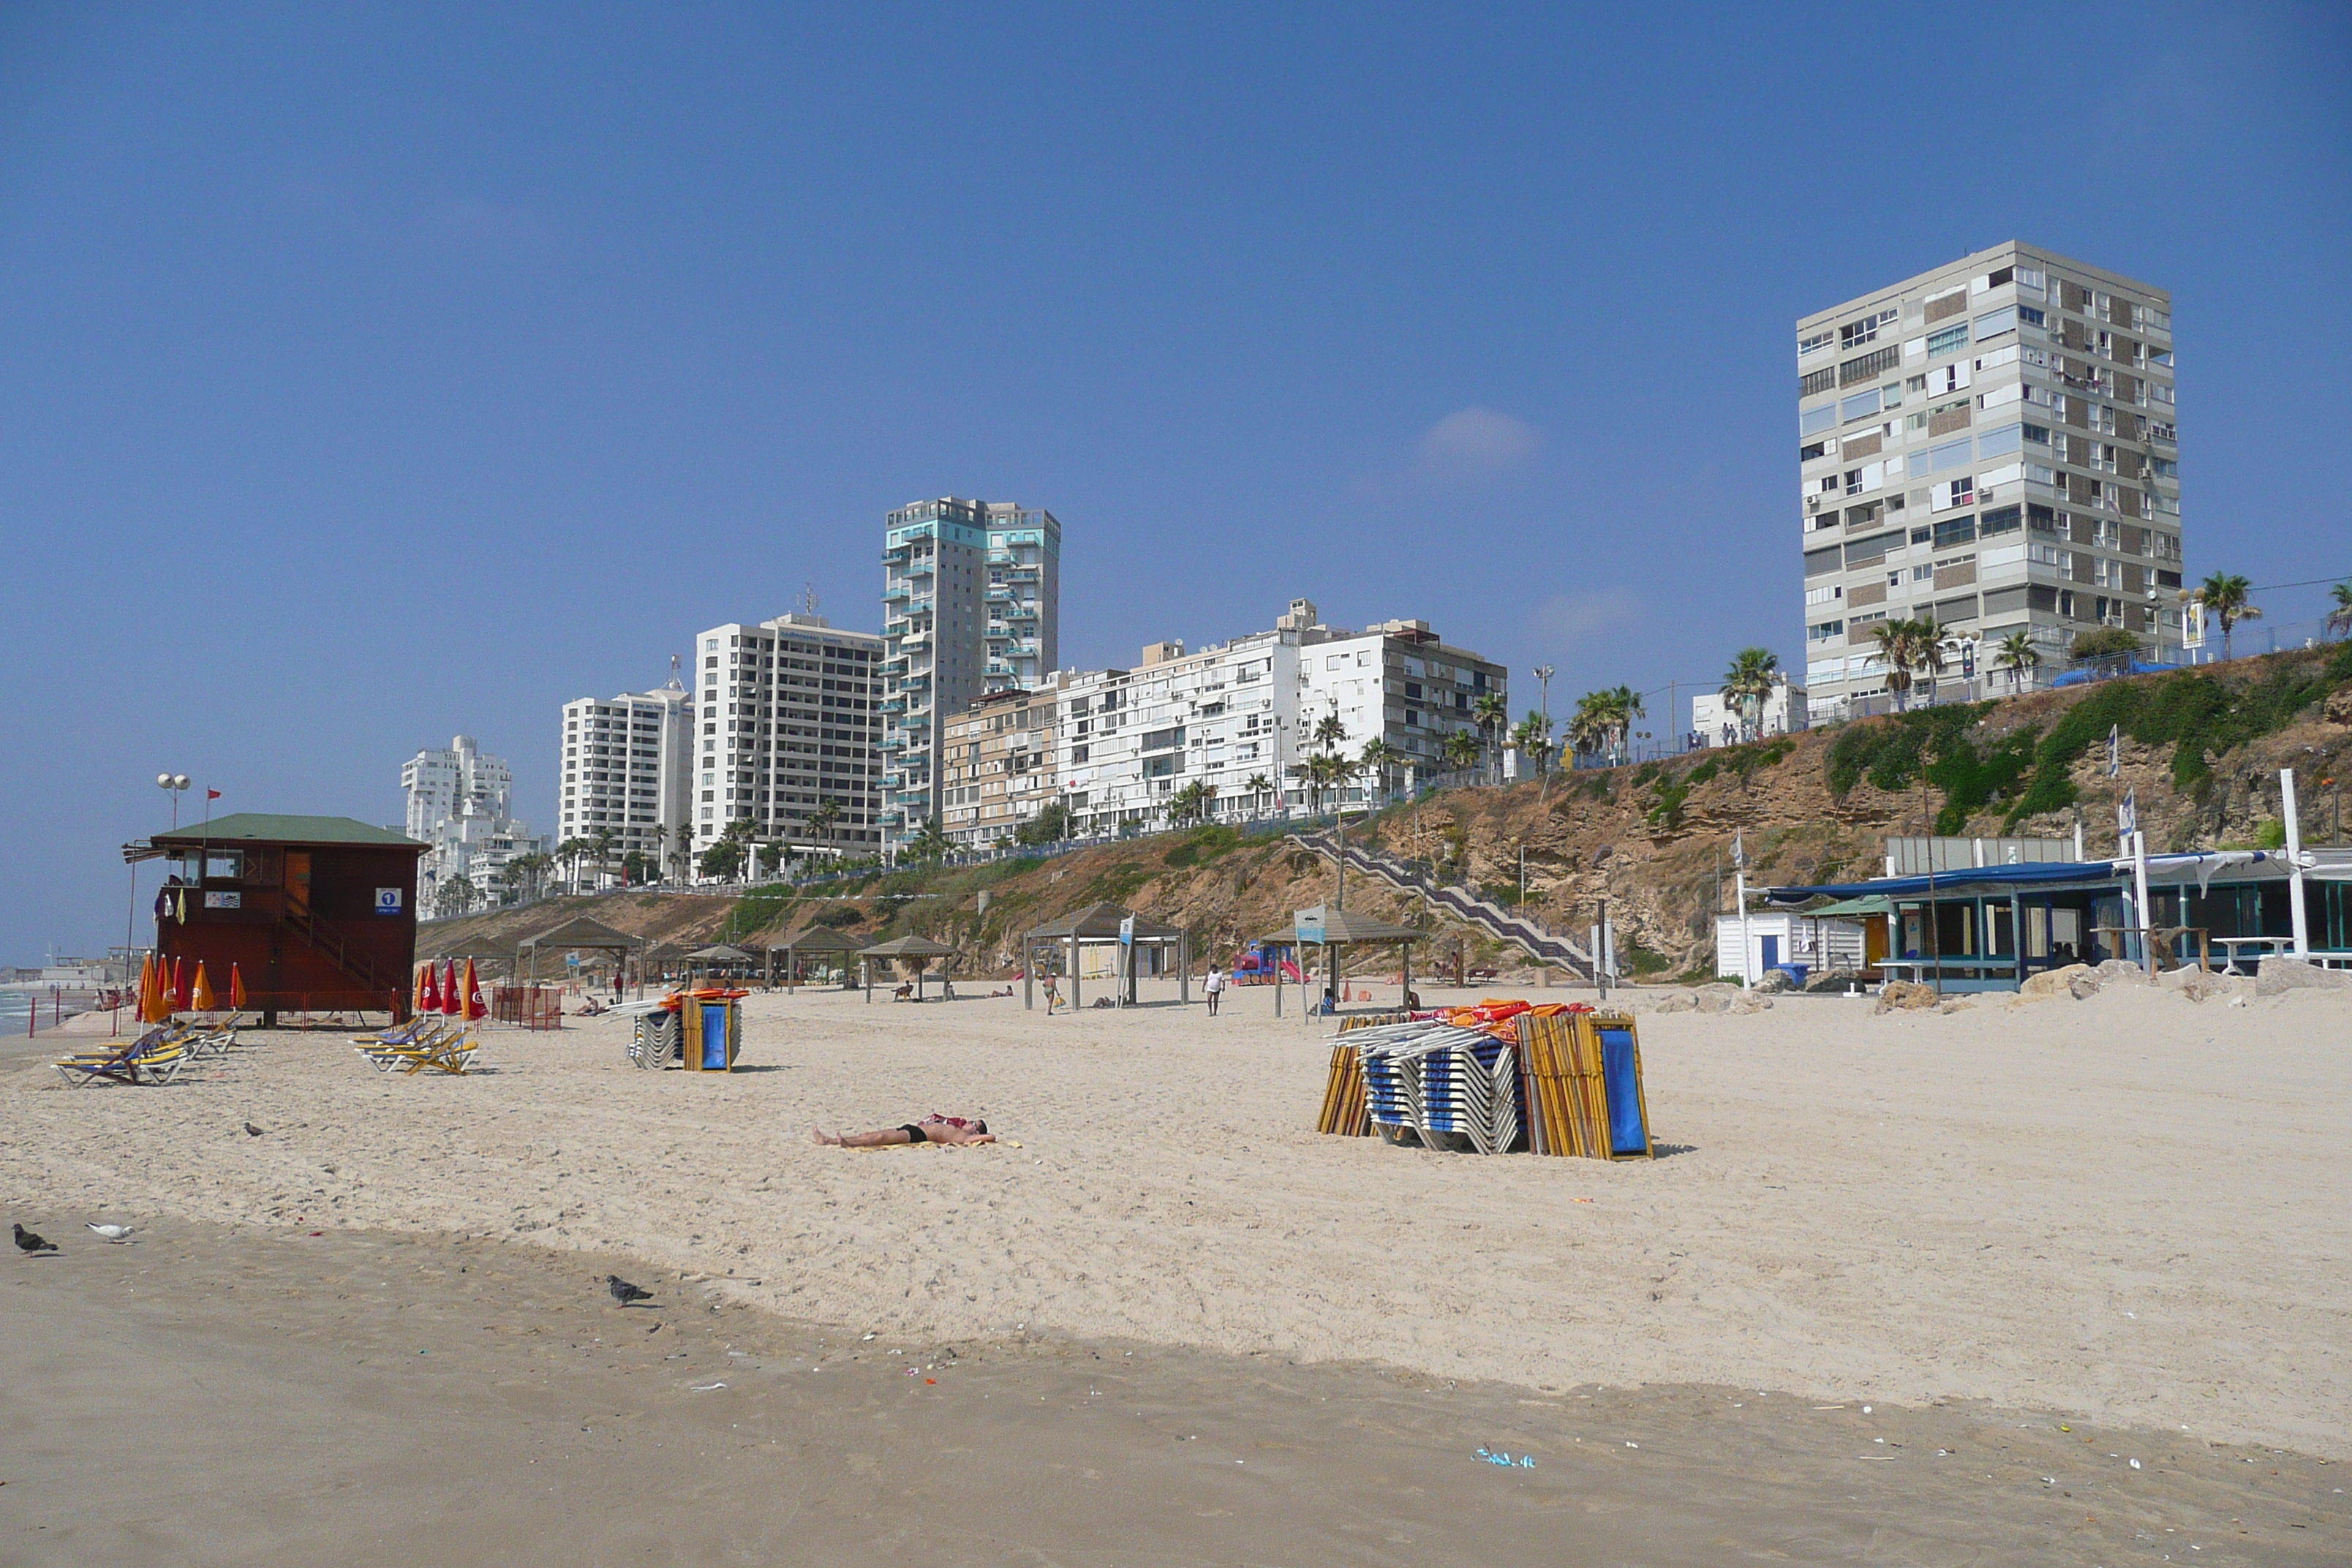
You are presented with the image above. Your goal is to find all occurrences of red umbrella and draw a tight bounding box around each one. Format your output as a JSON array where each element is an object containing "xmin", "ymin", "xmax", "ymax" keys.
[
  {"xmin": 171, "ymin": 956, "xmax": 192, "ymax": 1011},
  {"xmin": 462, "ymin": 959, "xmax": 486, "ymax": 1021},
  {"xmin": 421, "ymin": 962, "xmax": 442, "ymax": 1014},
  {"xmin": 442, "ymin": 960, "xmax": 463, "ymax": 1016}
]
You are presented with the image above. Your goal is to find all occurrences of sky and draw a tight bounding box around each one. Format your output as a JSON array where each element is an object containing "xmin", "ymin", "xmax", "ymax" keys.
[{"xmin": 3, "ymin": 2, "xmax": 2348, "ymax": 964}]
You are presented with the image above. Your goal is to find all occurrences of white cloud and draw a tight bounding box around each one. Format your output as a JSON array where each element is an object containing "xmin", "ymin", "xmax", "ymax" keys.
[
  {"xmin": 1527, "ymin": 587, "xmax": 1642, "ymax": 647},
  {"xmin": 1417, "ymin": 407, "xmax": 1541, "ymax": 472}
]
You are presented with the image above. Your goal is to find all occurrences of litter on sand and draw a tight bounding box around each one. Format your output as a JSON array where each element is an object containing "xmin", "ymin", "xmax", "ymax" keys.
[
  {"xmin": 690, "ymin": 1382, "xmax": 728, "ymax": 1392},
  {"xmin": 1474, "ymin": 1447, "xmax": 1536, "ymax": 1468}
]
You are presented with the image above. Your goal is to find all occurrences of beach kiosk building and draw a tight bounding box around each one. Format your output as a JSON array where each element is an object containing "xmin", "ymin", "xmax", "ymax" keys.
[{"xmin": 127, "ymin": 814, "xmax": 428, "ymax": 1024}]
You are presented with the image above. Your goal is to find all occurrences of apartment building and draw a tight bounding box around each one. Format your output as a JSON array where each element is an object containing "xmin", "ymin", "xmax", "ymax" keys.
[
  {"xmin": 402, "ymin": 734, "xmax": 546, "ymax": 907},
  {"xmin": 690, "ymin": 613, "xmax": 885, "ymax": 864},
  {"xmin": 878, "ymin": 498, "xmax": 1060, "ymax": 845},
  {"xmin": 1797, "ymin": 244, "xmax": 2182, "ymax": 715},
  {"xmin": 991, "ymin": 599, "xmax": 1504, "ymax": 845},
  {"xmin": 557, "ymin": 680, "xmax": 692, "ymax": 871},
  {"xmin": 940, "ymin": 679, "xmax": 1067, "ymax": 846}
]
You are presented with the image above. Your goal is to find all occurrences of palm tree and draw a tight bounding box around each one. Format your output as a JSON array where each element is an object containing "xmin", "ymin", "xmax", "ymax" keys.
[
  {"xmin": 807, "ymin": 800, "xmax": 843, "ymax": 844},
  {"xmin": 1167, "ymin": 779, "xmax": 1215, "ymax": 826},
  {"xmin": 1565, "ymin": 690, "xmax": 1614, "ymax": 762},
  {"xmin": 900, "ymin": 817, "xmax": 949, "ymax": 861},
  {"xmin": 1439, "ymin": 729, "xmax": 1480, "ymax": 774},
  {"xmin": 1311, "ymin": 712, "xmax": 1349, "ymax": 756},
  {"xmin": 1907, "ymin": 618, "xmax": 1947, "ymax": 700},
  {"xmin": 1299, "ymin": 753, "xmax": 1348, "ymax": 818},
  {"xmin": 1359, "ymin": 738, "xmax": 1401, "ymax": 803},
  {"xmin": 1994, "ymin": 629, "xmax": 2040, "ymax": 694},
  {"xmin": 1719, "ymin": 648, "xmax": 1779, "ymax": 743},
  {"xmin": 2197, "ymin": 572, "xmax": 2260, "ymax": 660},
  {"xmin": 1244, "ymin": 772, "xmax": 1275, "ymax": 818},
  {"xmin": 554, "ymin": 837, "xmax": 595, "ymax": 894},
  {"xmin": 1471, "ymin": 692, "xmax": 1509, "ymax": 780},
  {"xmin": 592, "ymin": 827, "xmax": 618, "ymax": 889},
  {"xmin": 1869, "ymin": 620, "xmax": 1920, "ymax": 710},
  {"xmin": 1602, "ymin": 685, "xmax": 1644, "ymax": 764},
  {"xmin": 2327, "ymin": 578, "xmax": 2352, "ymax": 640},
  {"xmin": 1509, "ymin": 712, "xmax": 1553, "ymax": 774}
]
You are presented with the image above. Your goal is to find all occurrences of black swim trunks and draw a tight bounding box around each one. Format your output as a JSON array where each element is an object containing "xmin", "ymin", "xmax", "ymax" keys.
[{"xmin": 898, "ymin": 1123, "xmax": 927, "ymax": 1143}]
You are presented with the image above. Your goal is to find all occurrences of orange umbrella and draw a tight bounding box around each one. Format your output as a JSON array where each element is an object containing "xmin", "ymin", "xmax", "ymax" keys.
[
  {"xmin": 462, "ymin": 958, "xmax": 486, "ymax": 1020},
  {"xmin": 414, "ymin": 962, "xmax": 430, "ymax": 1014},
  {"xmin": 230, "ymin": 962, "xmax": 247, "ymax": 1011},
  {"xmin": 191, "ymin": 961, "xmax": 216, "ymax": 1011},
  {"xmin": 421, "ymin": 962, "xmax": 442, "ymax": 1014}
]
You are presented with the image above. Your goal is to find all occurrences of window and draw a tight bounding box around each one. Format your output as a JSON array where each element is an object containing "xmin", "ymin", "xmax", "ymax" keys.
[
  {"xmin": 1805, "ymin": 583, "xmax": 1842, "ymax": 606},
  {"xmin": 1801, "ymin": 402, "xmax": 1838, "ymax": 436},
  {"xmin": 2028, "ymin": 542, "xmax": 2069, "ymax": 569},
  {"xmin": 1927, "ymin": 361, "xmax": 1972, "ymax": 394},
  {"xmin": 1799, "ymin": 330, "xmax": 1833, "ymax": 358},
  {"xmin": 1841, "ymin": 388, "xmax": 1880, "ymax": 423},
  {"xmin": 1801, "ymin": 366, "xmax": 1837, "ymax": 398},
  {"xmin": 1800, "ymin": 440, "xmax": 1828, "ymax": 461},
  {"xmin": 1933, "ymin": 515, "xmax": 1977, "ymax": 548},
  {"xmin": 2015, "ymin": 266, "xmax": 2046, "ymax": 295},
  {"xmin": 1808, "ymin": 619, "xmax": 1845, "ymax": 641},
  {"xmin": 1840, "ymin": 345, "xmax": 1901, "ymax": 385},
  {"xmin": 1804, "ymin": 545, "xmax": 1841, "ymax": 577},
  {"xmin": 1930, "ymin": 437, "xmax": 1973, "ymax": 472},
  {"xmin": 2027, "ymin": 502, "xmax": 2058, "ymax": 534},
  {"xmin": 1973, "ymin": 306, "xmax": 2017, "ymax": 340},
  {"xmin": 1927, "ymin": 324, "xmax": 1969, "ymax": 358},
  {"xmin": 1934, "ymin": 476, "xmax": 1975, "ymax": 510},
  {"xmin": 1979, "ymin": 504, "xmax": 2023, "ymax": 536},
  {"xmin": 1839, "ymin": 308, "xmax": 1897, "ymax": 349},
  {"xmin": 1976, "ymin": 423, "xmax": 2021, "ymax": 459},
  {"xmin": 2022, "ymin": 421, "xmax": 2051, "ymax": 445}
]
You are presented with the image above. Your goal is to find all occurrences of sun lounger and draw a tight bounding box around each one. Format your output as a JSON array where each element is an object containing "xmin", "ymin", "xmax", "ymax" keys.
[{"xmin": 54, "ymin": 1030, "xmax": 199, "ymax": 1088}]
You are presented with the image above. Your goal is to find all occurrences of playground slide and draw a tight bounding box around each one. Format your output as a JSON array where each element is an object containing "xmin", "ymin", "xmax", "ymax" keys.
[{"xmin": 1281, "ymin": 960, "xmax": 1303, "ymax": 982}]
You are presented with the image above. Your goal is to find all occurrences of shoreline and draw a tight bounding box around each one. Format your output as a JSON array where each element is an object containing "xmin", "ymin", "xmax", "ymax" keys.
[{"xmin": 6, "ymin": 1218, "xmax": 2340, "ymax": 1565}]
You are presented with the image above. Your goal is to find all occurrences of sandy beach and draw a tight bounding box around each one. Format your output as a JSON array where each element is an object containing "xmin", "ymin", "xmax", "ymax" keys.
[{"xmin": 5, "ymin": 979, "xmax": 2350, "ymax": 1559}]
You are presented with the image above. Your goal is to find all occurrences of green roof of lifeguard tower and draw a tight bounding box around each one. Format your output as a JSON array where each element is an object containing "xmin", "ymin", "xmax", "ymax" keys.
[{"xmin": 151, "ymin": 813, "xmax": 425, "ymax": 848}]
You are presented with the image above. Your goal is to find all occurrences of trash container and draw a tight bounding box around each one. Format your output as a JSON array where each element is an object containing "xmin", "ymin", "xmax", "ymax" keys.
[{"xmin": 1774, "ymin": 963, "xmax": 1809, "ymax": 990}]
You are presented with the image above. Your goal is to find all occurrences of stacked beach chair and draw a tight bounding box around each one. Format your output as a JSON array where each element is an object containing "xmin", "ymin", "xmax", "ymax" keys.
[
  {"xmin": 1315, "ymin": 1003, "xmax": 1653, "ymax": 1161},
  {"xmin": 352, "ymin": 1016, "xmax": 479, "ymax": 1076}
]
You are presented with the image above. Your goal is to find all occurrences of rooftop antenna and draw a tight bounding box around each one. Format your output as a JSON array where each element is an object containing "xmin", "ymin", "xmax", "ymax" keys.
[
  {"xmin": 666, "ymin": 652, "xmax": 684, "ymax": 693},
  {"xmin": 803, "ymin": 581, "xmax": 820, "ymax": 617}
]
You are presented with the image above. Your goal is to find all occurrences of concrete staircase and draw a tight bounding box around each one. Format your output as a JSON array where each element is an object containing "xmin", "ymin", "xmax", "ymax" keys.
[{"xmin": 1285, "ymin": 830, "xmax": 1594, "ymax": 977}]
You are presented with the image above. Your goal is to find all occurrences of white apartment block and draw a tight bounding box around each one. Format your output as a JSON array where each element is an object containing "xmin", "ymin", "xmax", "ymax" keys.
[
  {"xmin": 558, "ymin": 680, "xmax": 692, "ymax": 876},
  {"xmin": 878, "ymin": 497, "xmax": 1060, "ymax": 845},
  {"xmin": 691, "ymin": 613, "xmax": 885, "ymax": 863},
  {"xmin": 1691, "ymin": 676, "xmax": 1808, "ymax": 747},
  {"xmin": 402, "ymin": 734, "xmax": 546, "ymax": 907},
  {"xmin": 1798, "ymin": 243, "xmax": 2182, "ymax": 714},
  {"xmin": 938, "ymin": 598, "xmax": 1506, "ymax": 847}
]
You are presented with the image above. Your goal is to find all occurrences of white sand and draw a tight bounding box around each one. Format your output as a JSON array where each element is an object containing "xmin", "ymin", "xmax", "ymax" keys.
[{"xmin": 7, "ymin": 979, "xmax": 2348, "ymax": 1455}]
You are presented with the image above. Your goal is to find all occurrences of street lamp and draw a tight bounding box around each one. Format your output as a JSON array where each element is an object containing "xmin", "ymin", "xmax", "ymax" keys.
[{"xmin": 157, "ymin": 772, "xmax": 189, "ymax": 830}]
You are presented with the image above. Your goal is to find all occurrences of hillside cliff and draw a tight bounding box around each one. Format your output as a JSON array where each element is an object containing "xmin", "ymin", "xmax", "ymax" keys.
[{"xmin": 428, "ymin": 644, "xmax": 2352, "ymax": 979}]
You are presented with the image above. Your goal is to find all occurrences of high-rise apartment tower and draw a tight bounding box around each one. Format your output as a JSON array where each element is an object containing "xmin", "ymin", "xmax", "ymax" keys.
[
  {"xmin": 558, "ymin": 677, "xmax": 693, "ymax": 877},
  {"xmin": 878, "ymin": 498, "xmax": 1060, "ymax": 844},
  {"xmin": 689, "ymin": 613, "xmax": 886, "ymax": 864},
  {"xmin": 1797, "ymin": 244, "xmax": 2181, "ymax": 716}
]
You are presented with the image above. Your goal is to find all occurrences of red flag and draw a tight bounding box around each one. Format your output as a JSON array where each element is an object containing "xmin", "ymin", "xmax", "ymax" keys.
[
  {"xmin": 421, "ymin": 962, "xmax": 442, "ymax": 1013},
  {"xmin": 206, "ymin": 788, "xmax": 222, "ymax": 801}
]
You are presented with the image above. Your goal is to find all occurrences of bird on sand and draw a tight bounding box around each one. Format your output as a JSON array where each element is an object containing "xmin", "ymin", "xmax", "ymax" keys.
[
  {"xmin": 14, "ymin": 1224, "xmax": 59, "ymax": 1254},
  {"xmin": 244, "ymin": 1123, "xmax": 265, "ymax": 1137},
  {"xmin": 86, "ymin": 1224, "xmax": 137, "ymax": 1243},
  {"xmin": 608, "ymin": 1275, "xmax": 654, "ymax": 1306}
]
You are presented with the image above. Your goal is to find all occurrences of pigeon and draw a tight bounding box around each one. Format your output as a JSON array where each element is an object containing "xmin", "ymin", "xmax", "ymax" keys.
[
  {"xmin": 13, "ymin": 1224, "xmax": 58, "ymax": 1254},
  {"xmin": 244, "ymin": 1123, "xmax": 265, "ymax": 1138},
  {"xmin": 86, "ymin": 1224, "xmax": 137, "ymax": 1243},
  {"xmin": 608, "ymin": 1274, "xmax": 654, "ymax": 1306}
]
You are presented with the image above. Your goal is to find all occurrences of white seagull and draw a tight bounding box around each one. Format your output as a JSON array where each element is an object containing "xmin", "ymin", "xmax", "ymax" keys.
[{"xmin": 85, "ymin": 1224, "xmax": 137, "ymax": 1243}]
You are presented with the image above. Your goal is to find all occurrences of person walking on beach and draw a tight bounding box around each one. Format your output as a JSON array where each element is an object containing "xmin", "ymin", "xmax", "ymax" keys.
[
  {"xmin": 810, "ymin": 1114, "xmax": 995, "ymax": 1147},
  {"xmin": 1203, "ymin": 962, "xmax": 1226, "ymax": 1016}
]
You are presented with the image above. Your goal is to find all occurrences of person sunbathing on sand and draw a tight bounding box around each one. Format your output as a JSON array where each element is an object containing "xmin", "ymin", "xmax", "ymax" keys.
[{"xmin": 810, "ymin": 1114, "xmax": 995, "ymax": 1147}]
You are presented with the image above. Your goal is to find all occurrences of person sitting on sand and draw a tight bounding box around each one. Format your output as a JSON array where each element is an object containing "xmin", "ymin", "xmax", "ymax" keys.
[
  {"xmin": 892, "ymin": 981, "xmax": 914, "ymax": 1001},
  {"xmin": 810, "ymin": 1114, "xmax": 995, "ymax": 1147}
]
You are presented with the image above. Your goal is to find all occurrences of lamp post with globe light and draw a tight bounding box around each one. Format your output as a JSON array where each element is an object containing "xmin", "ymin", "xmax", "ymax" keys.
[{"xmin": 158, "ymin": 773, "xmax": 189, "ymax": 830}]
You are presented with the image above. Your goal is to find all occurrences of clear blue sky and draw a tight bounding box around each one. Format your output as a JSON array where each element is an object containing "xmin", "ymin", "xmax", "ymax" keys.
[{"xmin": 4, "ymin": 4, "xmax": 2347, "ymax": 963}]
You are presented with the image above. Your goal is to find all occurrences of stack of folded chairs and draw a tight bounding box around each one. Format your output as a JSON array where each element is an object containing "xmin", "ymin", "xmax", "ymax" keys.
[{"xmin": 1344, "ymin": 1021, "xmax": 1523, "ymax": 1155}]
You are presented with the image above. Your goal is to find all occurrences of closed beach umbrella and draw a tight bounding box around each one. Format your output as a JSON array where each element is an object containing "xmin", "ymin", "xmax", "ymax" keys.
[
  {"xmin": 230, "ymin": 962, "xmax": 246, "ymax": 1011},
  {"xmin": 421, "ymin": 962, "xmax": 442, "ymax": 1014},
  {"xmin": 414, "ymin": 962, "xmax": 431, "ymax": 1014},
  {"xmin": 462, "ymin": 958, "xmax": 486, "ymax": 1020},
  {"xmin": 171, "ymin": 956, "xmax": 191, "ymax": 1012},
  {"xmin": 137, "ymin": 955, "xmax": 159, "ymax": 1022},
  {"xmin": 190, "ymin": 961, "xmax": 216, "ymax": 1011},
  {"xmin": 442, "ymin": 960, "xmax": 463, "ymax": 1016}
]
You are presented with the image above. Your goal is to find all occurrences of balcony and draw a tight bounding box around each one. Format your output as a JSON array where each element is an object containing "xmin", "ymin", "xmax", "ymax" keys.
[
  {"xmin": 985, "ymin": 586, "xmax": 1013, "ymax": 602},
  {"xmin": 883, "ymin": 585, "xmax": 911, "ymax": 603}
]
